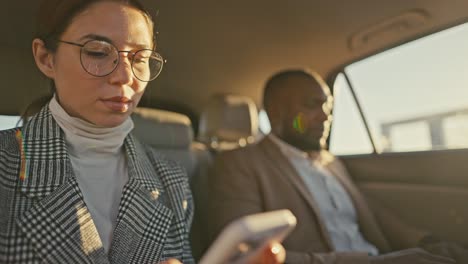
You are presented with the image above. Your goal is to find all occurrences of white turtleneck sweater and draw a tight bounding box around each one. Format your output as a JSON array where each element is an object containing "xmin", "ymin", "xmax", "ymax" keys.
[{"xmin": 49, "ymin": 96, "xmax": 134, "ymax": 253}]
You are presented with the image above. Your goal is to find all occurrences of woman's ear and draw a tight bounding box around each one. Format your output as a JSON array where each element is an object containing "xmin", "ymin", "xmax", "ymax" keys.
[{"xmin": 32, "ymin": 38, "xmax": 55, "ymax": 79}]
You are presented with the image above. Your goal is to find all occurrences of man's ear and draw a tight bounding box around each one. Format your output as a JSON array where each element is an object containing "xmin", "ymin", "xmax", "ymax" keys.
[
  {"xmin": 268, "ymin": 107, "xmax": 284, "ymax": 136},
  {"xmin": 32, "ymin": 38, "xmax": 55, "ymax": 79}
]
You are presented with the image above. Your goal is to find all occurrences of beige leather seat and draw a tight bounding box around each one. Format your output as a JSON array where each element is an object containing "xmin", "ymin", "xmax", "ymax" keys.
[
  {"xmin": 191, "ymin": 94, "xmax": 260, "ymax": 260},
  {"xmin": 131, "ymin": 107, "xmax": 211, "ymax": 182},
  {"xmin": 197, "ymin": 94, "xmax": 259, "ymax": 152}
]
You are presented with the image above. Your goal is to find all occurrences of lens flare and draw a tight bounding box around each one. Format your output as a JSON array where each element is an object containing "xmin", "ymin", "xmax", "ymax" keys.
[{"xmin": 293, "ymin": 112, "xmax": 306, "ymax": 134}]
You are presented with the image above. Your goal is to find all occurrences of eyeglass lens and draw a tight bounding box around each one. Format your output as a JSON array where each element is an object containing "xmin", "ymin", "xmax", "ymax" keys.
[{"xmin": 80, "ymin": 40, "xmax": 163, "ymax": 81}]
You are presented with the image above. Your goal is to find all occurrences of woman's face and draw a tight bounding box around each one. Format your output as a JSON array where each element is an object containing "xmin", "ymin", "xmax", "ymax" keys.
[{"xmin": 49, "ymin": 1, "xmax": 153, "ymax": 127}]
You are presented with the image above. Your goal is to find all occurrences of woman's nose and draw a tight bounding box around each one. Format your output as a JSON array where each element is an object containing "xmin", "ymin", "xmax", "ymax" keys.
[{"xmin": 109, "ymin": 54, "xmax": 134, "ymax": 86}]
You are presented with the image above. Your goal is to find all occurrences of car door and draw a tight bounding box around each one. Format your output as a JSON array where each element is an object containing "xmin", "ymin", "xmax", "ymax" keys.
[{"xmin": 329, "ymin": 22, "xmax": 468, "ymax": 247}]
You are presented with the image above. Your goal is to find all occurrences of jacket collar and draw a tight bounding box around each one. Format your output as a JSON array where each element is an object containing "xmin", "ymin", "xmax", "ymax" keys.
[
  {"xmin": 17, "ymin": 105, "xmax": 164, "ymax": 197},
  {"xmin": 18, "ymin": 105, "xmax": 70, "ymax": 196}
]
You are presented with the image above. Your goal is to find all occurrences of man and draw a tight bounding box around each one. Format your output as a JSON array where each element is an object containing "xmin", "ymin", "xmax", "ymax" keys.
[{"xmin": 199, "ymin": 69, "xmax": 466, "ymax": 263}]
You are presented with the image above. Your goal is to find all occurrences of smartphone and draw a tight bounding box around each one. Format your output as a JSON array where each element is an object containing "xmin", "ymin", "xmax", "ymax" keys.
[{"xmin": 199, "ymin": 209, "xmax": 297, "ymax": 264}]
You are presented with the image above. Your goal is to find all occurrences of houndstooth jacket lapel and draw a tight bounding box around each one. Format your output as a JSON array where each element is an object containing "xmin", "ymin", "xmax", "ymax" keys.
[
  {"xmin": 13, "ymin": 106, "xmax": 191, "ymax": 263},
  {"xmin": 112, "ymin": 136, "xmax": 194, "ymax": 264},
  {"xmin": 16, "ymin": 106, "xmax": 109, "ymax": 263},
  {"xmin": 108, "ymin": 135, "xmax": 174, "ymax": 264}
]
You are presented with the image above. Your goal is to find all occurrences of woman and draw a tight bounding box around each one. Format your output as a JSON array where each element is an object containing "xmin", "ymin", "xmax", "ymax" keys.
[
  {"xmin": 0, "ymin": 0, "xmax": 284, "ymax": 263},
  {"xmin": 0, "ymin": 0, "xmax": 194, "ymax": 263}
]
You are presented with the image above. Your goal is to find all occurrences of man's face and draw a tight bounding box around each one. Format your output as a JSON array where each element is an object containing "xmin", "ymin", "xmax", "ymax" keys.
[{"xmin": 279, "ymin": 75, "xmax": 332, "ymax": 151}]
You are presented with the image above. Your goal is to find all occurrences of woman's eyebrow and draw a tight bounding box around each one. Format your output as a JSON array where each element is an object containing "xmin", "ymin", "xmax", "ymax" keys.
[
  {"xmin": 79, "ymin": 34, "xmax": 114, "ymax": 44},
  {"xmin": 78, "ymin": 34, "xmax": 152, "ymax": 50}
]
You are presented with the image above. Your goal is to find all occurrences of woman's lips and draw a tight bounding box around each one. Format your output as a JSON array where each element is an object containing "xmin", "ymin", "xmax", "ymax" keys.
[{"xmin": 102, "ymin": 97, "xmax": 132, "ymax": 112}]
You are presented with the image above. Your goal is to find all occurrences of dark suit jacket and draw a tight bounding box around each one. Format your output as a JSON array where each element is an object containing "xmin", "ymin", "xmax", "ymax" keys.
[
  {"xmin": 0, "ymin": 106, "xmax": 194, "ymax": 264},
  {"xmin": 199, "ymin": 135, "xmax": 428, "ymax": 264}
]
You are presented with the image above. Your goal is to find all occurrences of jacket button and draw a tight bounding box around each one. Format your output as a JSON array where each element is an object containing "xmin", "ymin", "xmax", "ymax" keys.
[{"xmin": 150, "ymin": 189, "xmax": 160, "ymax": 200}]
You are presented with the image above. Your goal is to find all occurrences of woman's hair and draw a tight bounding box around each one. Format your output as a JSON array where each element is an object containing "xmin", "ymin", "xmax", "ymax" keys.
[{"xmin": 22, "ymin": 0, "xmax": 155, "ymax": 123}]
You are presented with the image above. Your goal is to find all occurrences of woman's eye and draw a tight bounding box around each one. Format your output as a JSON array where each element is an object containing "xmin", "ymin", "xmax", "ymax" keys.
[
  {"xmin": 134, "ymin": 56, "xmax": 149, "ymax": 64},
  {"xmin": 84, "ymin": 49, "xmax": 109, "ymax": 58}
]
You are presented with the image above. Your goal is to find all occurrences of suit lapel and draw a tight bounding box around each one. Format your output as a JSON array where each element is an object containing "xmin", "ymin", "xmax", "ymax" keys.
[
  {"xmin": 17, "ymin": 106, "xmax": 108, "ymax": 263},
  {"xmin": 325, "ymin": 153, "xmax": 391, "ymax": 253},
  {"xmin": 109, "ymin": 135, "xmax": 173, "ymax": 264},
  {"xmin": 18, "ymin": 177, "xmax": 108, "ymax": 263},
  {"xmin": 258, "ymin": 136, "xmax": 335, "ymax": 250}
]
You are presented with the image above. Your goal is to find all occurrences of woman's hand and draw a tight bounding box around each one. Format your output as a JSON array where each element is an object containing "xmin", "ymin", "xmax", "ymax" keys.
[
  {"xmin": 158, "ymin": 242, "xmax": 286, "ymax": 264},
  {"xmin": 158, "ymin": 259, "xmax": 182, "ymax": 264},
  {"xmin": 247, "ymin": 242, "xmax": 286, "ymax": 264}
]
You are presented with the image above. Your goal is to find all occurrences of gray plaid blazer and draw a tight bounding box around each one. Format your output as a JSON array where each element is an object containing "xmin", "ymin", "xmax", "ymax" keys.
[{"xmin": 0, "ymin": 105, "xmax": 195, "ymax": 263}]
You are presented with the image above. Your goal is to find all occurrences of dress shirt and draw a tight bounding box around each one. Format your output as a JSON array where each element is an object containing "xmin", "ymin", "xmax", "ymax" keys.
[{"xmin": 270, "ymin": 134, "xmax": 379, "ymax": 255}]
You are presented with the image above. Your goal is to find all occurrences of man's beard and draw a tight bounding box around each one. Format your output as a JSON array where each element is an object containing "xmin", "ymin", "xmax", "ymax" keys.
[{"xmin": 280, "ymin": 131, "xmax": 322, "ymax": 152}]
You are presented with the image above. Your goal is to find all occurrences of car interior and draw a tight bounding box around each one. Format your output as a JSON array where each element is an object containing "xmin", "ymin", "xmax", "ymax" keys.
[{"xmin": 1, "ymin": 0, "xmax": 468, "ymax": 259}]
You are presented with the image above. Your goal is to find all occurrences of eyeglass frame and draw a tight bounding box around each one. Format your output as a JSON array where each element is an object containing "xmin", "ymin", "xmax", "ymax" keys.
[{"xmin": 57, "ymin": 39, "xmax": 164, "ymax": 82}]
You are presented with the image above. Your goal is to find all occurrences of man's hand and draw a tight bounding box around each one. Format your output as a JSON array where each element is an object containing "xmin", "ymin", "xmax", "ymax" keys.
[{"xmin": 369, "ymin": 248, "xmax": 455, "ymax": 264}]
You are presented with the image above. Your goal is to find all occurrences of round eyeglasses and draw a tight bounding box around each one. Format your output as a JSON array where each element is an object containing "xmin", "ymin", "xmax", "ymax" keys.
[{"xmin": 58, "ymin": 39, "xmax": 164, "ymax": 82}]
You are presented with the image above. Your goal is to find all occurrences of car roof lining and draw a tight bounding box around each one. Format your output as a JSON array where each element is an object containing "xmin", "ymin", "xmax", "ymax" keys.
[{"xmin": 1, "ymin": 0, "xmax": 467, "ymax": 117}]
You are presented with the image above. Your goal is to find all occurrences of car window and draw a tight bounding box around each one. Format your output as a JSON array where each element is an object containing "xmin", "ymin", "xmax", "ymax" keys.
[
  {"xmin": 329, "ymin": 74, "xmax": 373, "ymax": 155},
  {"xmin": 0, "ymin": 115, "xmax": 21, "ymax": 130},
  {"xmin": 330, "ymin": 22, "xmax": 468, "ymax": 155}
]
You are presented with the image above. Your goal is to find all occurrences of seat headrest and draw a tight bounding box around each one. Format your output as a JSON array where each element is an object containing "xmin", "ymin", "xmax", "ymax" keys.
[
  {"xmin": 198, "ymin": 94, "xmax": 258, "ymax": 148},
  {"xmin": 132, "ymin": 107, "xmax": 193, "ymax": 149}
]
